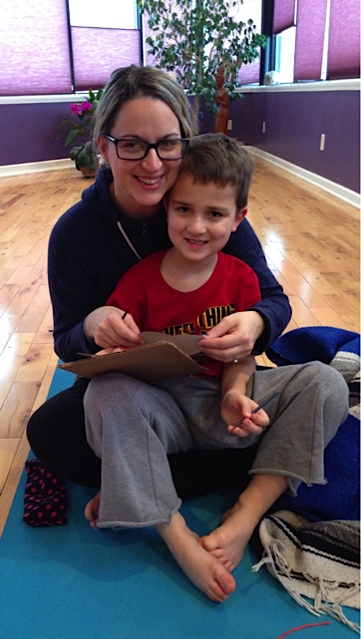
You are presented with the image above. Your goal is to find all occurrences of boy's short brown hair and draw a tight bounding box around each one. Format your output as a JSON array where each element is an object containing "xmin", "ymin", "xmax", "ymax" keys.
[{"xmin": 177, "ymin": 133, "xmax": 254, "ymax": 210}]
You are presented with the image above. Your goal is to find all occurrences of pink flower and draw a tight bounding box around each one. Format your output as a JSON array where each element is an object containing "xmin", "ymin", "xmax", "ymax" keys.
[
  {"xmin": 81, "ymin": 101, "xmax": 92, "ymax": 112},
  {"xmin": 70, "ymin": 103, "xmax": 83, "ymax": 116}
]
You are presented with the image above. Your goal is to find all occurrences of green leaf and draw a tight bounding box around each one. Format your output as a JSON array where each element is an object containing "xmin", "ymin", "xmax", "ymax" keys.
[
  {"xmin": 65, "ymin": 128, "xmax": 83, "ymax": 146},
  {"xmin": 70, "ymin": 144, "xmax": 96, "ymax": 170}
]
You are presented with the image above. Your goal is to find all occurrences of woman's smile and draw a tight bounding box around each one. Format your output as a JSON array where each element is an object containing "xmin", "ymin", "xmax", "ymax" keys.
[{"xmin": 134, "ymin": 173, "xmax": 165, "ymax": 189}]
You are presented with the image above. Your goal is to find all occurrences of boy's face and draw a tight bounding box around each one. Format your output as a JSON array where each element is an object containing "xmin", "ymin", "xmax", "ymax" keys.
[{"xmin": 165, "ymin": 173, "xmax": 246, "ymax": 262}]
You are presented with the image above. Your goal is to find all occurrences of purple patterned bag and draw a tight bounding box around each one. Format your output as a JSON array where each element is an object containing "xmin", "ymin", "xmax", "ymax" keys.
[{"xmin": 23, "ymin": 459, "xmax": 67, "ymax": 526}]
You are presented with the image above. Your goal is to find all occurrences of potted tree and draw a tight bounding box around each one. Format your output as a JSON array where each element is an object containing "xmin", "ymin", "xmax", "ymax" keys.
[
  {"xmin": 58, "ymin": 89, "xmax": 103, "ymax": 177},
  {"xmin": 137, "ymin": 0, "xmax": 266, "ymax": 132}
]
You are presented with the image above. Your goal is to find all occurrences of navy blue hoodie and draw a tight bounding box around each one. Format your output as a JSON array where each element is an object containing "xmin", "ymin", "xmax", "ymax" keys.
[{"xmin": 48, "ymin": 166, "xmax": 291, "ymax": 362}]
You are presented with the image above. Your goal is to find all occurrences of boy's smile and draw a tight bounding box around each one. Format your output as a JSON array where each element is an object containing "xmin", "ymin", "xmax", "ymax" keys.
[{"xmin": 165, "ymin": 173, "xmax": 246, "ymax": 264}]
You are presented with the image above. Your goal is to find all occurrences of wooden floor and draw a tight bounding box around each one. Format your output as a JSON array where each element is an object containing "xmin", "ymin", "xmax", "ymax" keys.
[{"xmin": 0, "ymin": 159, "xmax": 359, "ymax": 535}]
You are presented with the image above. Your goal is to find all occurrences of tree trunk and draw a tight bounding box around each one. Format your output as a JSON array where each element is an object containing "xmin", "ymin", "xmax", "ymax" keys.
[{"xmin": 191, "ymin": 95, "xmax": 200, "ymax": 135}]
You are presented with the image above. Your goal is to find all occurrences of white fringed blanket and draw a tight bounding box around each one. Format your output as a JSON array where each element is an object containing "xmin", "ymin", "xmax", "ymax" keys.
[{"xmin": 254, "ymin": 327, "xmax": 360, "ymax": 633}]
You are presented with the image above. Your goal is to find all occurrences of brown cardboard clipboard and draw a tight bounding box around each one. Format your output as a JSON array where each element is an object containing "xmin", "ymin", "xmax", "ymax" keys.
[{"xmin": 58, "ymin": 341, "xmax": 207, "ymax": 383}]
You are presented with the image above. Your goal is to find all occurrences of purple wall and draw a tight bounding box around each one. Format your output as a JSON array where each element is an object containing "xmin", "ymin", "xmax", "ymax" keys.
[
  {"xmin": 228, "ymin": 90, "xmax": 360, "ymax": 193},
  {"xmin": 1, "ymin": 89, "xmax": 360, "ymax": 194},
  {"xmin": 1, "ymin": 102, "xmax": 76, "ymax": 165}
]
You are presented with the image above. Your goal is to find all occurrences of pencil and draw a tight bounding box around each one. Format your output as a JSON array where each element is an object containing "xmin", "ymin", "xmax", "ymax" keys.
[
  {"xmin": 122, "ymin": 309, "xmax": 129, "ymax": 320},
  {"xmin": 234, "ymin": 390, "xmax": 281, "ymax": 428}
]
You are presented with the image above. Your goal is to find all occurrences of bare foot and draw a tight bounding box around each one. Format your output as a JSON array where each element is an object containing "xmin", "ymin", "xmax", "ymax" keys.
[
  {"xmin": 84, "ymin": 491, "xmax": 101, "ymax": 529},
  {"xmin": 200, "ymin": 474, "xmax": 288, "ymax": 571},
  {"xmin": 157, "ymin": 512, "xmax": 236, "ymax": 603},
  {"xmin": 199, "ymin": 500, "xmax": 259, "ymax": 572}
]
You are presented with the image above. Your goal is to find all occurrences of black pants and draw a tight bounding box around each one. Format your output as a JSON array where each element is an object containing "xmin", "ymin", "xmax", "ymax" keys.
[{"xmin": 27, "ymin": 377, "xmax": 257, "ymax": 500}]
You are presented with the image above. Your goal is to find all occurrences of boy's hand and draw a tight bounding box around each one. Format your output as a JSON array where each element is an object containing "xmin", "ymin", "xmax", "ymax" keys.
[
  {"xmin": 84, "ymin": 306, "xmax": 144, "ymax": 349},
  {"xmin": 94, "ymin": 347, "xmax": 125, "ymax": 357},
  {"xmin": 221, "ymin": 392, "xmax": 270, "ymax": 438}
]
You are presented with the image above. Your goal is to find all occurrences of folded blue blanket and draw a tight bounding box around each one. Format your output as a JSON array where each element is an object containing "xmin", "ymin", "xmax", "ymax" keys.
[{"xmin": 266, "ymin": 326, "xmax": 360, "ymax": 522}]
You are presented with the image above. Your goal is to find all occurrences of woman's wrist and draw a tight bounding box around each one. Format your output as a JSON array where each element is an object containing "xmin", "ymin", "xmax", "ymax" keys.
[
  {"xmin": 83, "ymin": 315, "xmax": 96, "ymax": 346},
  {"xmin": 244, "ymin": 310, "xmax": 265, "ymax": 343}
]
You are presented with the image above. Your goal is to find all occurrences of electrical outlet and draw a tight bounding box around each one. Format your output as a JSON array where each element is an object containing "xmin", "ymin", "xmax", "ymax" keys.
[
  {"xmin": 262, "ymin": 121, "xmax": 266, "ymax": 134},
  {"xmin": 227, "ymin": 119, "xmax": 232, "ymax": 131},
  {"xmin": 320, "ymin": 133, "xmax": 326, "ymax": 151}
]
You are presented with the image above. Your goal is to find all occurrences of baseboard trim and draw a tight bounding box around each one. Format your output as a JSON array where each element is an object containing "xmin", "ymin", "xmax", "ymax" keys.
[
  {"xmin": 0, "ymin": 158, "xmax": 73, "ymax": 177},
  {"xmin": 249, "ymin": 147, "xmax": 360, "ymax": 210}
]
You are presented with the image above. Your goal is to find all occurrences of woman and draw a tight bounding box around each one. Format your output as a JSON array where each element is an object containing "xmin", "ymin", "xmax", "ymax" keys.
[{"xmin": 26, "ymin": 65, "xmax": 291, "ymax": 493}]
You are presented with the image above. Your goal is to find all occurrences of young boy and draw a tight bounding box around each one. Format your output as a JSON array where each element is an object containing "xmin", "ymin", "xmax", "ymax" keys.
[
  {"xmin": 84, "ymin": 134, "xmax": 348, "ymax": 604},
  {"xmin": 100, "ymin": 133, "xmax": 268, "ymax": 436}
]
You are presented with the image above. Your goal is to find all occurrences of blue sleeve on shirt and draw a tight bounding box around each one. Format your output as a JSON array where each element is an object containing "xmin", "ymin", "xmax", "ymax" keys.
[{"xmin": 223, "ymin": 219, "xmax": 292, "ymax": 354}]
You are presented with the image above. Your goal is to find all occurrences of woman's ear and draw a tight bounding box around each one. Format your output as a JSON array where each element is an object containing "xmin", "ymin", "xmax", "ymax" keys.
[
  {"xmin": 232, "ymin": 207, "xmax": 247, "ymax": 232},
  {"xmin": 97, "ymin": 135, "xmax": 110, "ymax": 164}
]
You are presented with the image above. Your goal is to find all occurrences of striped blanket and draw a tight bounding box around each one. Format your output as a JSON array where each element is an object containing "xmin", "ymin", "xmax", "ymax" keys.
[{"xmin": 253, "ymin": 327, "xmax": 360, "ymax": 633}]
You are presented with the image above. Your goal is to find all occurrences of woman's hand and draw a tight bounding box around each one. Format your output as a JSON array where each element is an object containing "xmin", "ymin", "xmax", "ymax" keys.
[
  {"xmin": 197, "ymin": 310, "xmax": 265, "ymax": 363},
  {"xmin": 84, "ymin": 306, "xmax": 144, "ymax": 350},
  {"xmin": 221, "ymin": 391, "xmax": 270, "ymax": 438}
]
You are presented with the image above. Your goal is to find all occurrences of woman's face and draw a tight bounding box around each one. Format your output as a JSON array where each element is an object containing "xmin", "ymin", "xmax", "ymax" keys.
[{"xmin": 97, "ymin": 97, "xmax": 183, "ymax": 217}]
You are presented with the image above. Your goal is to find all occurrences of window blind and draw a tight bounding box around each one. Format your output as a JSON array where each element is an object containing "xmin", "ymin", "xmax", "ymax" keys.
[
  {"xmin": 237, "ymin": 0, "xmax": 263, "ymax": 85},
  {"xmin": 327, "ymin": 0, "xmax": 360, "ymax": 79},
  {"xmin": 273, "ymin": 0, "xmax": 296, "ymax": 35},
  {"xmin": 294, "ymin": 0, "xmax": 328, "ymax": 81},
  {"xmin": 0, "ymin": 0, "xmax": 72, "ymax": 95},
  {"xmin": 0, "ymin": 0, "xmax": 141, "ymax": 96},
  {"xmin": 72, "ymin": 27, "xmax": 141, "ymax": 91}
]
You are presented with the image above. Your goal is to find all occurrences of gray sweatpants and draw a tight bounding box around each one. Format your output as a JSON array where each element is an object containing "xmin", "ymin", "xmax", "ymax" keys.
[{"xmin": 84, "ymin": 362, "xmax": 349, "ymax": 528}]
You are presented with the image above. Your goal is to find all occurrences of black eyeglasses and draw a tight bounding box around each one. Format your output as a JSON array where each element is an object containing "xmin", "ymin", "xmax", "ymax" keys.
[{"xmin": 103, "ymin": 135, "xmax": 189, "ymax": 161}]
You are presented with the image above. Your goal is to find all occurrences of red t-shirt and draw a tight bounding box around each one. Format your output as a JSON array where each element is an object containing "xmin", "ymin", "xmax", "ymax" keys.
[{"xmin": 106, "ymin": 249, "xmax": 261, "ymax": 378}]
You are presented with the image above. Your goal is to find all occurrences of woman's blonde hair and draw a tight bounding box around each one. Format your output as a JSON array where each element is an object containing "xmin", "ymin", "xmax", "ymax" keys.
[{"xmin": 94, "ymin": 65, "xmax": 193, "ymax": 140}]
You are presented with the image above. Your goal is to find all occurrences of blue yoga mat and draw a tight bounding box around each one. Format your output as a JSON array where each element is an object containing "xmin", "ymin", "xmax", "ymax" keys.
[{"xmin": 0, "ymin": 367, "xmax": 358, "ymax": 639}]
